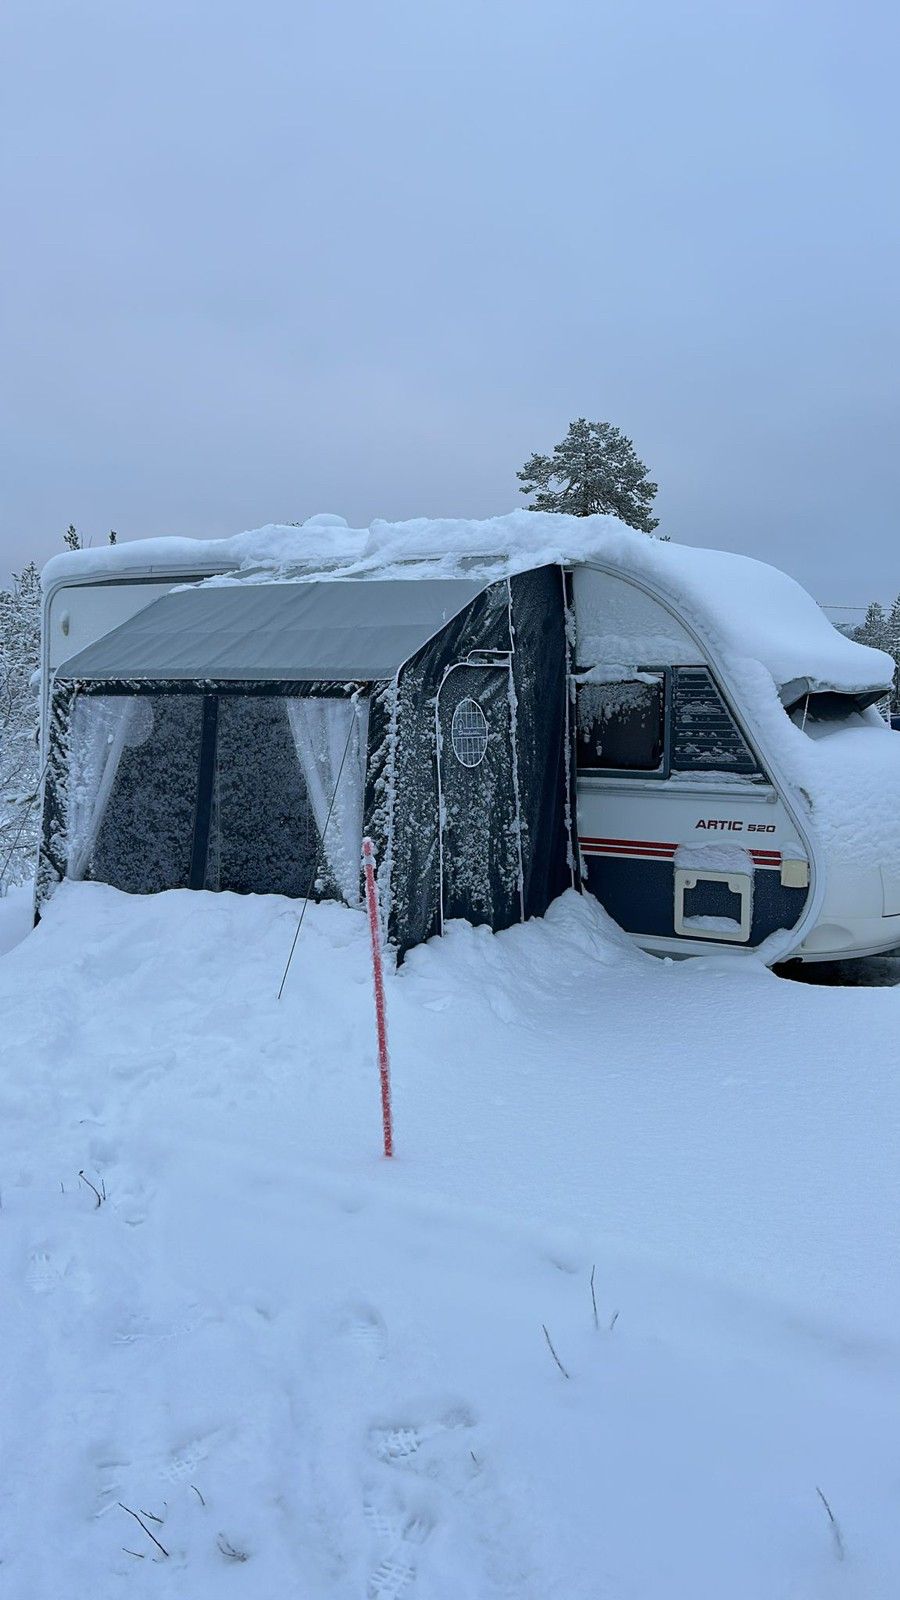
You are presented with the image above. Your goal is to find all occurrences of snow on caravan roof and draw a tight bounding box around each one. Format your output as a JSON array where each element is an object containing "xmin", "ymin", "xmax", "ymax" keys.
[
  {"xmin": 614, "ymin": 539, "xmax": 893, "ymax": 699},
  {"xmin": 54, "ymin": 577, "xmax": 487, "ymax": 682},
  {"xmin": 43, "ymin": 509, "xmax": 893, "ymax": 696}
]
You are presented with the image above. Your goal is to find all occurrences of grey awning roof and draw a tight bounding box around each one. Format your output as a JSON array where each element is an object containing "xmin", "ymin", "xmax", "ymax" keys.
[{"xmin": 55, "ymin": 577, "xmax": 488, "ymax": 683}]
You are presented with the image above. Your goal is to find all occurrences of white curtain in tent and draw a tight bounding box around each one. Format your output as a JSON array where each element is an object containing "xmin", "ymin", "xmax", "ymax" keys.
[
  {"xmin": 67, "ymin": 695, "xmax": 139, "ymax": 880},
  {"xmin": 286, "ymin": 695, "xmax": 369, "ymax": 905}
]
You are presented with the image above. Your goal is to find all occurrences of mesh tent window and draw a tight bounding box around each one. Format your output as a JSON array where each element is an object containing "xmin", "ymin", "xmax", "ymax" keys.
[{"xmin": 39, "ymin": 681, "xmax": 369, "ymax": 906}]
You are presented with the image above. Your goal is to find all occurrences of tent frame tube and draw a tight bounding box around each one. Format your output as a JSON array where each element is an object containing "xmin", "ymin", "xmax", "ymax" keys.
[
  {"xmin": 59, "ymin": 678, "xmax": 367, "ymax": 698},
  {"xmin": 189, "ymin": 694, "xmax": 220, "ymax": 890}
]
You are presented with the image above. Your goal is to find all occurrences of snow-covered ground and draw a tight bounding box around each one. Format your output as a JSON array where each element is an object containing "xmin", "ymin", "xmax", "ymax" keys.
[{"xmin": 2, "ymin": 884, "xmax": 899, "ymax": 1597}]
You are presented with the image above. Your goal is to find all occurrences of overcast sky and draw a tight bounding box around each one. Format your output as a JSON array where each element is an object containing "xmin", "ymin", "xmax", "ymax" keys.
[{"xmin": 1, "ymin": 0, "xmax": 898, "ymax": 613}]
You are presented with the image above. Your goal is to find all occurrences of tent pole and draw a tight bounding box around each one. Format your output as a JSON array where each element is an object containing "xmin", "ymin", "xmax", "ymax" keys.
[{"xmin": 189, "ymin": 694, "xmax": 219, "ymax": 890}]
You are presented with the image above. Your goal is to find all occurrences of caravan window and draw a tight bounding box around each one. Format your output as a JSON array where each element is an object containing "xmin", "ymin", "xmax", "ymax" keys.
[{"xmin": 576, "ymin": 676, "xmax": 665, "ymax": 772}]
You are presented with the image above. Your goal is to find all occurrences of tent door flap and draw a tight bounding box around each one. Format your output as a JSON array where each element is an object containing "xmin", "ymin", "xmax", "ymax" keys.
[{"xmin": 436, "ymin": 663, "xmax": 523, "ymax": 934}]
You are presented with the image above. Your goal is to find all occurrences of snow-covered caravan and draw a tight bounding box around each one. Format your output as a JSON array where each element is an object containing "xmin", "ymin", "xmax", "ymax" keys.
[
  {"xmin": 37, "ymin": 512, "xmax": 900, "ymax": 964},
  {"xmin": 569, "ymin": 550, "xmax": 900, "ymax": 962}
]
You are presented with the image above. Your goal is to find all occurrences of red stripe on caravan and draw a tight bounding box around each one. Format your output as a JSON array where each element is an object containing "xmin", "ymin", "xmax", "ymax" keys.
[
  {"xmin": 579, "ymin": 838, "xmax": 785, "ymax": 868},
  {"xmin": 579, "ymin": 837, "xmax": 678, "ymax": 853},
  {"xmin": 579, "ymin": 846, "xmax": 676, "ymax": 859},
  {"xmin": 573, "ymin": 844, "xmax": 672, "ymax": 857}
]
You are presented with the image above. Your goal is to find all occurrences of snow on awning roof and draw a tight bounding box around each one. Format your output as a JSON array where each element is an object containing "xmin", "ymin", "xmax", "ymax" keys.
[{"xmin": 54, "ymin": 577, "xmax": 488, "ymax": 683}]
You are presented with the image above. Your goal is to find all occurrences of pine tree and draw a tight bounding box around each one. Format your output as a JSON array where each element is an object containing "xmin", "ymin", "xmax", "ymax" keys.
[
  {"xmin": 857, "ymin": 601, "xmax": 888, "ymax": 652},
  {"xmin": 885, "ymin": 595, "xmax": 900, "ymax": 712},
  {"xmin": 64, "ymin": 525, "xmax": 119, "ymax": 548},
  {"xmin": 517, "ymin": 418, "xmax": 659, "ymax": 532}
]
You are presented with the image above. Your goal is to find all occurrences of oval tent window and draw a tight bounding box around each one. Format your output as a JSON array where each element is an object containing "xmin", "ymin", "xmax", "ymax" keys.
[{"xmin": 451, "ymin": 697, "xmax": 489, "ymax": 768}]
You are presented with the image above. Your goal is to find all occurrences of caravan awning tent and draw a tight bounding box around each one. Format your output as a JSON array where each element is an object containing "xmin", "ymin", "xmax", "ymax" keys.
[
  {"xmin": 54, "ymin": 577, "xmax": 489, "ymax": 683},
  {"xmin": 40, "ymin": 566, "xmax": 574, "ymax": 954}
]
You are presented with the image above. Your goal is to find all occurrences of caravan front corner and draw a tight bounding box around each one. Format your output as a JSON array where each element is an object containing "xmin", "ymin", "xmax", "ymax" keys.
[{"xmin": 568, "ymin": 546, "xmax": 900, "ymax": 965}]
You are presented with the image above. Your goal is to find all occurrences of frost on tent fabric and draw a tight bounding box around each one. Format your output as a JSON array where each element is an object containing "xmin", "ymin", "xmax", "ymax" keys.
[
  {"xmin": 436, "ymin": 659, "xmax": 522, "ymax": 929},
  {"xmin": 286, "ymin": 695, "xmax": 369, "ymax": 905},
  {"xmin": 67, "ymin": 695, "xmax": 140, "ymax": 880}
]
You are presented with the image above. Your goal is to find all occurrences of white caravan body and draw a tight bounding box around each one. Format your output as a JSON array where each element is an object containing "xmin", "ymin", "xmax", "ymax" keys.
[
  {"xmin": 569, "ymin": 561, "xmax": 899, "ymax": 963},
  {"xmin": 40, "ymin": 513, "xmax": 900, "ymax": 964}
]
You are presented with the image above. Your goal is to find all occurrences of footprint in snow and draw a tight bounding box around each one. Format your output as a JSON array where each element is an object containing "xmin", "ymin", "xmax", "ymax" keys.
[
  {"xmin": 335, "ymin": 1302, "xmax": 389, "ymax": 1368},
  {"xmin": 158, "ymin": 1434, "xmax": 214, "ymax": 1485},
  {"xmin": 24, "ymin": 1248, "xmax": 88, "ymax": 1299},
  {"xmin": 368, "ymin": 1406, "xmax": 479, "ymax": 1487},
  {"xmin": 25, "ymin": 1248, "xmax": 64, "ymax": 1295},
  {"xmin": 370, "ymin": 1406, "xmax": 474, "ymax": 1461},
  {"xmin": 364, "ymin": 1496, "xmax": 434, "ymax": 1600}
]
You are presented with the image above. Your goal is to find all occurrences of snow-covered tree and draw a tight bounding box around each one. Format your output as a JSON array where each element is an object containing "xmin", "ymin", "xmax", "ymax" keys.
[
  {"xmin": 517, "ymin": 418, "xmax": 659, "ymax": 532},
  {"xmin": 883, "ymin": 595, "xmax": 900, "ymax": 712},
  {"xmin": 884, "ymin": 595, "xmax": 900, "ymax": 658},
  {"xmin": 857, "ymin": 600, "xmax": 888, "ymax": 651},
  {"xmin": 851, "ymin": 598, "xmax": 900, "ymax": 713},
  {"xmin": 64, "ymin": 524, "xmax": 117, "ymax": 549},
  {"xmin": 0, "ymin": 562, "xmax": 42, "ymax": 888}
]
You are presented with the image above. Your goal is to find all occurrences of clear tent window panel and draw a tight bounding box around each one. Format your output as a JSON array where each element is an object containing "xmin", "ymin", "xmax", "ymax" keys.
[
  {"xmin": 84, "ymin": 694, "xmax": 203, "ymax": 893},
  {"xmin": 206, "ymin": 696, "xmax": 320, "ymax": 899},
  {"xmin": 285, "ymin": 695, "xmax": 369, "ymax": 905},
  {"xmin": 67, "ymin": 694, "xmax": 141, "ymax": 879}
]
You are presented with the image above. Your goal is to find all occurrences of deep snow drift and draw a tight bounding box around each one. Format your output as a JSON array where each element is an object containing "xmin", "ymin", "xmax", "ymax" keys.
[{"xmin": 2, "ymin": 884, "xmax": 900, "ymax": 1597}]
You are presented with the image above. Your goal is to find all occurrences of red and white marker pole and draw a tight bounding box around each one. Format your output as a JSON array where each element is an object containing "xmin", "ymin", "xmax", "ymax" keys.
[{"xmin": 362, "ymin": 837, "xmax": 393, "ymax": 1158}]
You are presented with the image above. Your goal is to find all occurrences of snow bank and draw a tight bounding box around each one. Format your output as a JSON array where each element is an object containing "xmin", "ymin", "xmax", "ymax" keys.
[
  {"xmin": 3, "ymin": 883, "xmax": 900, "ymax": 1594},
  {"xmin": 43, "ymin": 510, "xmax": 893, "ymax": 697}
]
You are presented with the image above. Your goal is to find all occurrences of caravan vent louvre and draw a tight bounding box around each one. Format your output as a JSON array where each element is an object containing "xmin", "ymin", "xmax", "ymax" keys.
[
  {"xmin": 672, "ymin": 668, "xmax": 760, "ymax": 775},
  {"xmin": 451, "ymin": 698, "xmax": 489, "ymax": 767}
]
